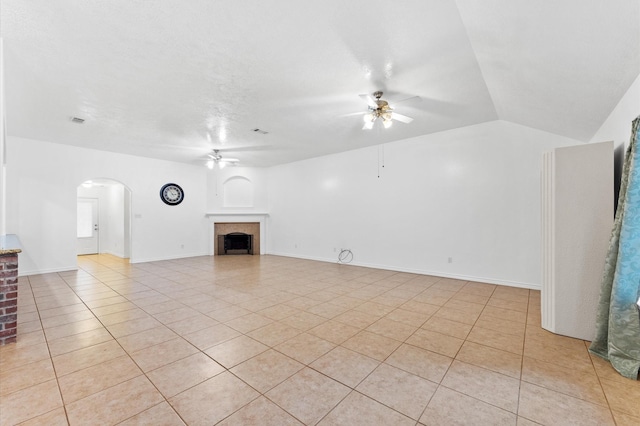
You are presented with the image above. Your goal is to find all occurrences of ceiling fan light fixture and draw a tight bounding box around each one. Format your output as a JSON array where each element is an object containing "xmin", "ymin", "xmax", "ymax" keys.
[
  {"xmin": 355, "ymin": 91, "xmax": 414, "ymax": 131},
  {"xmin": 363, "ymin": 112, "xmax": 376, "ymax": 129},
  {"xmin": 205, "ymin": 149, "xmax": 238, "ymax": 168}
]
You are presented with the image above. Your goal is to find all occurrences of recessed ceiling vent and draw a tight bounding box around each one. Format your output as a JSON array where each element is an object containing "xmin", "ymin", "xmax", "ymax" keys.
[
  {"xmin": 252, "ymin": 128, "xmax": 268, "ymax": 135},
  {"xmin": 70, "ymin": 117, "xmax": 85, "ymax": 124}
]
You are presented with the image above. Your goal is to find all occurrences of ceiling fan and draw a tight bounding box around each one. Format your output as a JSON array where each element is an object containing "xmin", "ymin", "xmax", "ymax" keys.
[
  {"xmin": 206, "ymin": 149, "xmax": 239, "ymax": 169},
  {"xmin": 356, "ymin": 91, "xmax": 416, "ymax": 130}
]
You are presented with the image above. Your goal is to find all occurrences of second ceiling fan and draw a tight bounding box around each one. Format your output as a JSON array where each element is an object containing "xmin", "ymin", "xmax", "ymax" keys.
[
  {"xmin": 358, "ymin": 91, "xmax": 416, "ymax": 129},
  {"xmin": 206, "ymin": 149, "xmax": 239, "ymax": 169}
]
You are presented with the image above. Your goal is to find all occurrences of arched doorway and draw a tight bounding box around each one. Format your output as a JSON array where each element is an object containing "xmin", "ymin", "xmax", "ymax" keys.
[{"xmin": 77, "ymin": 178, "xmax": 132, "ymax": 260}]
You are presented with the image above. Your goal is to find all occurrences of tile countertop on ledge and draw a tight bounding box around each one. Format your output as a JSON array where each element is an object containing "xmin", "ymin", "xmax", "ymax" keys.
[{"xmin": 0, "ymin": 234, "xmax": 22, "ymax": 254}]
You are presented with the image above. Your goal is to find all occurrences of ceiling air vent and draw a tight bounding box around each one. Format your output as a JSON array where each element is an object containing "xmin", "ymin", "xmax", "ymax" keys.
[
  {"xmin": 252, "ymin": 128, "xmax": 268, "ymax": 135},
  {"xmin": 70, "ymin": 117, "xmax": 85, "ymax": 124}
]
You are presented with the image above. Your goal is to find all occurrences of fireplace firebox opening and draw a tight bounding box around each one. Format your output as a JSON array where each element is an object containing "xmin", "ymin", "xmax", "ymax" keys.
[{"xmin": 218, "ymin": 232, "xmax": 253, "ymax": 255}]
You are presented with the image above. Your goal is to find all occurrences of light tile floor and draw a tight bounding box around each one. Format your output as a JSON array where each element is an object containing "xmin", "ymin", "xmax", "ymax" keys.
[{"xmin": 1, "ymin": 254, "xmax": 638, "ymax": 425}]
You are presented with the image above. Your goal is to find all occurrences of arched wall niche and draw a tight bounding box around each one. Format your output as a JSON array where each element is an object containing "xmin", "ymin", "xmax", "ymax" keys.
[{"xmin": 223, "ymin": 176, "xmax": 254, "ymax": 207}]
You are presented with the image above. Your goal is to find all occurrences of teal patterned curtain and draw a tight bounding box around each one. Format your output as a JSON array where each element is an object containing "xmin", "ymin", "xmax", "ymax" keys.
[{"xmin": 589, "ymin": 116, "xmax": 640, "ymax": 380}]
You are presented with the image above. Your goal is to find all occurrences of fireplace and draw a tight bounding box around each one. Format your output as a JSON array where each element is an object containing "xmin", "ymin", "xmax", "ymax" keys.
[
  {"xmin": 219, "ymin": 232, "xmax": 253, "ymax": 255},
  {"xmin": 207, "ymin": 215, "xmax": 266, "ymax": 256},
  {"xmin": 213, "ymin": 222, "xmax": 260, "ymax": 255}
]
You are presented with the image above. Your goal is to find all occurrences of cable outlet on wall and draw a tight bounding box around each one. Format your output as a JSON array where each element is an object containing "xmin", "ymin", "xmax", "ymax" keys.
[{"xmin": 448, "ymin": 257, "xmax": 453, "ymax": 263}]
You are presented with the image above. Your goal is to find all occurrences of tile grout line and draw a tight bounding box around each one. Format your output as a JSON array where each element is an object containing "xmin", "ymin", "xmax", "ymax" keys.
[
  {"xmin": 56, "ymin": 258, "xmax": 190, "ymax": 425},
  {"xmin": 8, "ymin": 254, "xmax": 627, "ymax": 425}
]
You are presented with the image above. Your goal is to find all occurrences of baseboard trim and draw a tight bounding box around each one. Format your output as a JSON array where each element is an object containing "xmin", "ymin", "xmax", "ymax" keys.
[
  {"xmin": 130, "ymin": 252, "xmax": 209, "ymax": 264},
  {"xmin": 102, "ymin": 250, "xmax": 127, "ymax": 259},
  {"xmin": 266, "ymin": 251, "xmax": 540, "ymax": 290},
  {"xmin": 19, "ymin": 265, "xmax": 79, "ymax": 277}
]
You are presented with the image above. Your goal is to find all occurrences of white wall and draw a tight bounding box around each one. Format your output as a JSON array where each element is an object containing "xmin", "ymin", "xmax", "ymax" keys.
[
  {"xmin": 590, "ymin": 73, "xmax": 640, "ymax": 209},
  {"xmin": 0, "ymin": 38, "xmax": 6, "ymax": 235},
  {"xmin": 590, "ymin": 73, "xmax": 640, "ymax": 149},
  {"xmin": 7, "ymin": 110, "xmax": 626, "ymax": 282},
  {"xmin": 106, "ymin": 184, "xmax": 127, "ymax": 258},
  {"xmin": 206, "ymin": 166, "xmax": 268, "ymax": 212},
  {"xmin": 267, "ymin": 120, "xmax": 582, "ymax": 288},
  {"xmin": 6, "ymin": 136, "xmax": 209, "ymax": 275}
]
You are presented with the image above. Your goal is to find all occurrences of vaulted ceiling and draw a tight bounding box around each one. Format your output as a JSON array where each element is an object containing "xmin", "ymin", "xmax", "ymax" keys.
[{"xmin": 2, "ymin": 0, "xmax": 639, "ymax": 167}]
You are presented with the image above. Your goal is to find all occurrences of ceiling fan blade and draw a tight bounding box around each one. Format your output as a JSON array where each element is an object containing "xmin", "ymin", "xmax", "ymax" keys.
[
  {"xmin": 210, "ymin": 145, "xmax": 273, "ymax": 153},
  {"xmin": 340, "ymin": 111, "xmax": 367, "ymax": 118},
  {"xmin": 155, "ymin": 143, "xmax": 208, "ymax": 151},
  {"xmin": 358, "ymin": 94, "xmax": 378, "ymax": 108},
  {"xmin": 392, "ymin": 112, "xmax": 414, "ymax": 124},
  {"xmin": 220, "ymin": 157, "xmax": 239, "ymax": 163}
]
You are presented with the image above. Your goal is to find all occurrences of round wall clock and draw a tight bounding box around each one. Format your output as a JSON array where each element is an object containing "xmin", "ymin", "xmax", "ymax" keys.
[{"xmin": 160, "ymin": 183, "xmax": 184, "ymax": 205}]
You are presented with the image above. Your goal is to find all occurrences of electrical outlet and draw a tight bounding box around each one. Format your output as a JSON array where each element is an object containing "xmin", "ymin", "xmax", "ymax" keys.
[
  {"xmin": 181, "ymin": 244, "xmax": 184, "ymax": 249},
  {"xmin": 448, "ymin": 257, "xmax": 452, "ymax": 263},
  {"xmin": 333, "ymin": 247, "xmax": 337, "ymax": 252}
]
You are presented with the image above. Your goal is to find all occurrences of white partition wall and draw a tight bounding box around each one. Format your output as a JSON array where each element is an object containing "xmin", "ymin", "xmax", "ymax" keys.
[
  {"xmin": 541, "ymin": 141, "xmax": 613, "ymax": 341},
  {"xmin": 1, "ymin": 38, "xmax": 6, "ymax": 236}
]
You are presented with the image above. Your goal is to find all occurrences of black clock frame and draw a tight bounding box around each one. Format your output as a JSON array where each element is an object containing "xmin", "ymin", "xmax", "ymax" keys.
[{"xmin": 160, "ymin": 183, "xmax": 184, "ymax": 206}]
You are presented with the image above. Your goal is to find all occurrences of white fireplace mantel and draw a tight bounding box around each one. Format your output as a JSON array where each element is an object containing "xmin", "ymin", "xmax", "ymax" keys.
[
  {"xmin": 205, "ymin": 212, "xmax": 269, "ymax": 219},
  {"xmin": 205, "ymin": 212, "xmax": 269, "ymax": 255}
]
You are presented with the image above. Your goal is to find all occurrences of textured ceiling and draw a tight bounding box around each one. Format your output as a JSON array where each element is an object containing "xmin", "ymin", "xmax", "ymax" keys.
[{"xmin": 1, "ymin": 0, "xmax": 639, "ymax": 167}]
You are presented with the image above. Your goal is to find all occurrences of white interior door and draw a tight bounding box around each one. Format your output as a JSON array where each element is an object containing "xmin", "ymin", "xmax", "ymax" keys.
[{"xmin": 77, "ymin": 197, "xmax": 99, "ymax": 255}]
